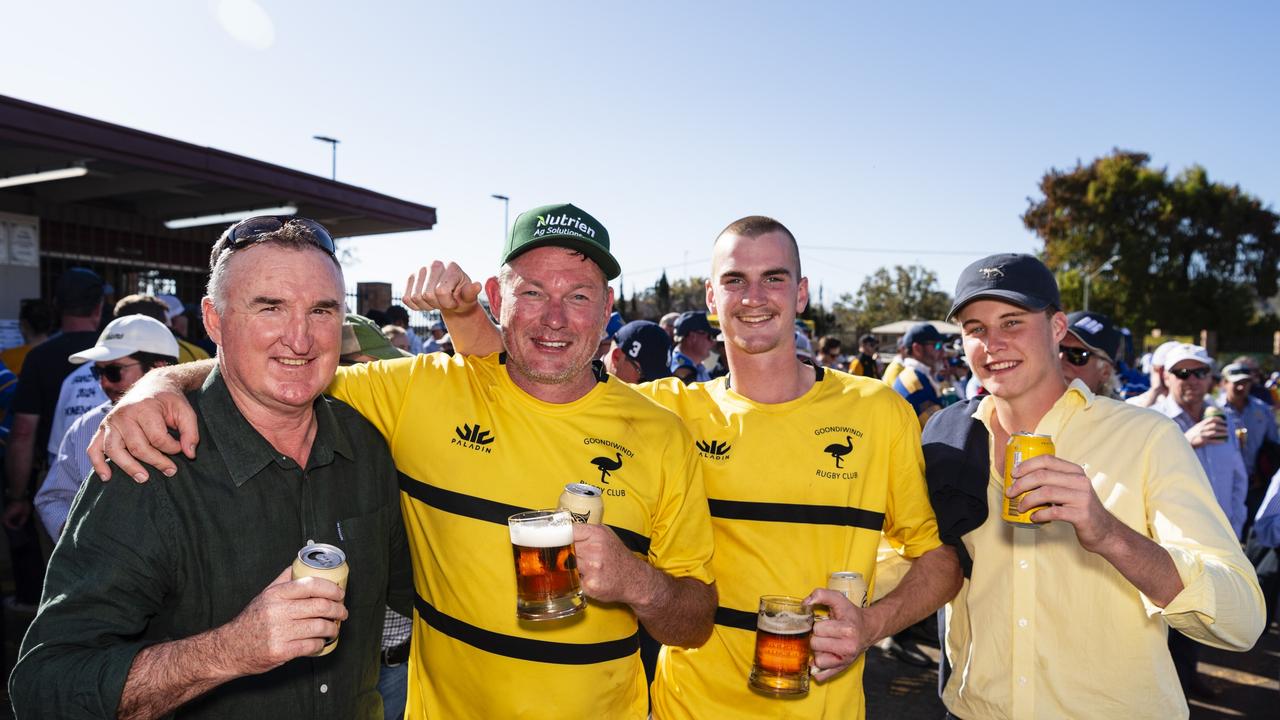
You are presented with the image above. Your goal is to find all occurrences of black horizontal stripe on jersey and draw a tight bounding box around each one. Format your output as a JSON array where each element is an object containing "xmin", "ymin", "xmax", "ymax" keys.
[
  {"xmin": 707, "ymin": 499, "xmax": 885, "ymax": 531},
  {"xmin": 398, "ymin": 472, "xmax": 652, "ymax": 555},
  {"xmin": 415, "ymin": 593, "xmax": 640, "ymax": 665},
  {"xmin": 713, "ymin": 606, "xmax": 757, "ymax": 632}
]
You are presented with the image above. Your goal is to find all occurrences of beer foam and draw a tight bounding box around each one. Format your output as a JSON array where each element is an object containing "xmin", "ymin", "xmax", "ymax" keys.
[
  {"xmin": 509, "ymin": 520, "xmax": 574, "ymax": 548},
  {"xmin": 758, "ymin": 610, "xmax": 812, "ymax": 635}
]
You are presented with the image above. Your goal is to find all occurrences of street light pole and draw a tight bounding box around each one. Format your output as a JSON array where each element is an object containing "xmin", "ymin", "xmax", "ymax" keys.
[
  {"xmin": 491, "ymin": 194, "xmax": 510, "ymax": 242},
  {"xmin": 313, "ymin": 135, "xmax": 340, "ymax": 180},
  {"xmin": 1083, "ymin": 254, "xmax": 1120, "ymax": 312}
]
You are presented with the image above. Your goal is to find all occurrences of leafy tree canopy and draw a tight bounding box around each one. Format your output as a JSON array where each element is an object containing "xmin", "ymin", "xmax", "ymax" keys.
[{"xmin": 1023, "ymin": 149, "xmax": 1279, "ymax": 337}]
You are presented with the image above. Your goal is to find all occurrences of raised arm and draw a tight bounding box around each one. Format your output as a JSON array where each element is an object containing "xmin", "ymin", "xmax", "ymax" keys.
[
  {"xmin": 403, "ymin": 262, "xmax": 503, "ymax": 356},
  {"xmin": 87, "ymin": 359, "xmax": 214, "ymax": 482}
]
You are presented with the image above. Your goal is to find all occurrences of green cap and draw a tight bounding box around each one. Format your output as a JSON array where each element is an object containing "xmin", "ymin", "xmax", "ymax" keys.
[
  {"xmin": 502, "ymin": 203, "xmax": 620, "ymax": 280},
  {"xmin": 341, "ymin": 313, "xmax": 411, "ymax": 361}
]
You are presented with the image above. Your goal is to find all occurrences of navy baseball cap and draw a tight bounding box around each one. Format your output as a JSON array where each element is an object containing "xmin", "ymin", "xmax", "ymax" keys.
[
  {"xmin": 902, "ymin": 322, "xmax": 945, "ymax": 348},
  {"xmin": 674, "ymin": 311, "xmax": 714, "ymax": 339},
  {"xmin": 1065, "ymin": 311, "xmax": 1123, "ymax": 364},
  {"xmin": 613, "ymin": 320, "xmax": 672, "ymax": 381},
  {"xmin": 948, "ymin": 253, "xmax": 1060, "ymax": 320}
]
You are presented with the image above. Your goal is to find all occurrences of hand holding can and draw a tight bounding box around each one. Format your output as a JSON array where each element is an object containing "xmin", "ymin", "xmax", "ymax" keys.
[{"xmin": 291, "ymin": 543, "xmax": 349, "ymax": 656}]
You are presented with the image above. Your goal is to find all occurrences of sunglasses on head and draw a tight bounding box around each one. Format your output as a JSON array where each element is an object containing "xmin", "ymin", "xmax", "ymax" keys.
[
  {"xmin": 1170, "ymin": 367, "xmax": 1211, "ymax": 380},
  {"xmin": 1058, "ymin": 346, "xmax": 1101, "ymax": 367},
  {"xmin": 90, "ymin": 361, "xmax": 142, "ymax": 383},
  {"xmin": 219, "ymin": 216, "xmax": 336, "ymax": 257}
]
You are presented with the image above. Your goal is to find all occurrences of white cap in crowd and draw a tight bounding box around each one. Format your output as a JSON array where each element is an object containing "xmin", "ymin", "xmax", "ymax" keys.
[
  {"xmin": 69, "ymin": 315, "xmax": 180, "ymax": 364},
  {"xmin": 1162, "ymin": 343, "xmax": 1214, "ymax": 370}
]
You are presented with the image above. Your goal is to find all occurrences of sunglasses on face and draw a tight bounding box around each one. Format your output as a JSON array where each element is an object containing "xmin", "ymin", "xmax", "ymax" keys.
[
  {"xmin": 1170, "ymin": 367, "xmax": 1211, "ymax": 380},
  {"xmin": 219, "ymin": 216, "xmax": 336, "ymax": 257},
  {"xmin": 90, "ymin": 361, "xmax": 142, "ymax": 383},
  {"xmin": 1058, "ymin": 346, "xmax": 1100, "ymax": 367}
]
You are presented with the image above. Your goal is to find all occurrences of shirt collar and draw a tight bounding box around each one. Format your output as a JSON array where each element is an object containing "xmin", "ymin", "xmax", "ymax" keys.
[
  {"xmin": 970, "ymin": 378, "xmax": 1094, "ymax": 434},
  {"xmin": 198, "ymin": 366, "xmax": 354, "ymax": 487}
]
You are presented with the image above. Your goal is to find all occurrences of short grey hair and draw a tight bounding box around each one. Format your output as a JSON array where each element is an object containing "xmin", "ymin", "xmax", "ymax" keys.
[{"xmin": 206, "ymin": 225, "xmax": 343, "ymax": 312}]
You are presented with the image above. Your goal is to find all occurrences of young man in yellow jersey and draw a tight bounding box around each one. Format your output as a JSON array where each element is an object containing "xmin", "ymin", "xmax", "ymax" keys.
[
  {"xmin": 87, "ymin": 204, "xmax": 717, "ymax": 719},
  {"xmin": 405, "ymin": 216, "xmax": 963, "ymax": 719},
  {"xmin": 926, "ymin": 253, "xmax": 1264, "ymax": 718}
]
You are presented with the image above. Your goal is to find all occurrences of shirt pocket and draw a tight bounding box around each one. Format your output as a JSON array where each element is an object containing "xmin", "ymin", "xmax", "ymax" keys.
[{"xmin": 334, "ymin": 504, "xmax": 396, "ymax": 610}]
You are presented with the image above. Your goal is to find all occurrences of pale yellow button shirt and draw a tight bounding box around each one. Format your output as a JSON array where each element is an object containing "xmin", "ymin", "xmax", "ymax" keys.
[{"xmin": 942, "ymin": 381, "xmax": 1265, "ymax": 720}]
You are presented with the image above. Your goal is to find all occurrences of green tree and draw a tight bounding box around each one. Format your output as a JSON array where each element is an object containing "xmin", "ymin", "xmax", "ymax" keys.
[
  {"xmin": 627, "ymin": 274, "xmax": 707, "ymax": 320},
  {"xmin": 1023, "ymin": 149, "xmax": 1280, "ymax": 337},
  {"xmin": 832, "ymin": 265, "xmax": 952, "ymax": 335}
]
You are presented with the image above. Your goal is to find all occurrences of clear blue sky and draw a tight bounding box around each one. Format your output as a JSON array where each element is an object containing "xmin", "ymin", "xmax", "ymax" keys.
[{"xmin": 4, "ymin": 1, "xmax": 1277, "ymax": 310}]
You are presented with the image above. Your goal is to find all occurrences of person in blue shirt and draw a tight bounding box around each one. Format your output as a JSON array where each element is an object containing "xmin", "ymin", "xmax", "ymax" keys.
[
  {"xmin": 669, "ymin": 311, "xmax": 714, "ymax": 384},
  {"xmin": 891, "ymin": 322, "xmax": 946, "ymax": 425}
]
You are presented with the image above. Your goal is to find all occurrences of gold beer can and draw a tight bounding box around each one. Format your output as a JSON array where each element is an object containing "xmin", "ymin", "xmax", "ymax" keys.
[
  {"xmin": 558, "ymin": 482, "xmax": 603, "ymax": 525},
  {"xmin": 1003, "ymin": 432, "xmax": 1054, "ymax": 527},
  {"xmin": 292, "ymin": 542, "xmax": 349, "ymax": 656},
  {"xmin": 828, "ymin": 571, "xmax": 868, "ymax": 608}
]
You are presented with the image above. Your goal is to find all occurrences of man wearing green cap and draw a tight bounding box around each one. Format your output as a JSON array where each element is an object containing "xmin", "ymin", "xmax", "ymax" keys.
[{"xmin": 89, "ymin": 203, "xmax": 717, "ymax": 720}]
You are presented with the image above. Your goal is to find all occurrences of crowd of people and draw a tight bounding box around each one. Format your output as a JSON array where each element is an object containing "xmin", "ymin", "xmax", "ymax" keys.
[{"xmin": 0, "ymin": 203, "xmax": 1273, "ymax": 719}]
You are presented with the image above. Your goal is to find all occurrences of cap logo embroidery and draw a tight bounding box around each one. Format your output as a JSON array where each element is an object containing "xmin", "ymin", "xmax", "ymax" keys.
[
  {"xmin": 535, "ymin": 213, "xmax": 596, "ymax": 238},
  {"xmin": 978, "ymin": 267, "xmax": 1005, "ymax": 279},
  {"xmin": 1073, "ymin": 317, "xmax": 1105, "ymax": 334}
]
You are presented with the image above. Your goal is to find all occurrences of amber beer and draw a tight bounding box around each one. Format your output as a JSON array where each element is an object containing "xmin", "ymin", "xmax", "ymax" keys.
[
  {"xmin": 558, "ymin": 483, "xmax": 603, "ymax": 525},
  {"xmin": 1003, "ymin": 432, "xmax": 1055, "ymax": 527},
  {"xmin": 291, "ymin": 543, "xmax": 349, "ymax": 656},
  {"xmin": 749, "ymin": 595, "xmax": 814, "ymax": 696},
  {"xmin": 508, "ymin": 509, "xmax": 585, "ymax": 620}
]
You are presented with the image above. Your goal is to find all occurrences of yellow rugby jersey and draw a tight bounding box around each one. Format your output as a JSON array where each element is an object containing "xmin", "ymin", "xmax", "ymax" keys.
[
  {"xmin": 328, "ymin": 352, "xmax": 715, "ymax": 719},
  {"xmin": 639, "ymin": 368, "xmax": 941, "ymax": 720}
]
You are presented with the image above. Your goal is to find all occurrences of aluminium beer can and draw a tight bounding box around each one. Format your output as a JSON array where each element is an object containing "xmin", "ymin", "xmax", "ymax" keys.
[
  {"xmin": 558, "ymin": 483, "xmax": 604, "ymax": 525},
  {"xmin": 292, "ymin": 542, "xmax": 349, "ymax": 656},
  {"xmin": 827, "ymin": 571, "xmax": 868, "ymax": 608},
  {"xmin": 1002, "ymin": 432, "xmax": 1055, "ymax": 527}
]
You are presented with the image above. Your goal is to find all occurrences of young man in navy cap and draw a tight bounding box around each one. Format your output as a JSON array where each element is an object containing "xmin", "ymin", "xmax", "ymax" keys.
[{"xmin": 924, "ymin": 253, "xmax": 1263, "ymax": 719}]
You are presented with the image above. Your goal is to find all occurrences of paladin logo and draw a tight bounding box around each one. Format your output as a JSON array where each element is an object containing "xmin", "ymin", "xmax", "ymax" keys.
[
  {"xmin": 695, "ymin": 439, "xmax": 732, "ymax": 461},
  {"xmin": 452, "ymin": 423, "xmax": 495, "ymax": 454},
  {"xmin": 536, "ymin": 213, "xmax": 596, "ymax": 238}
]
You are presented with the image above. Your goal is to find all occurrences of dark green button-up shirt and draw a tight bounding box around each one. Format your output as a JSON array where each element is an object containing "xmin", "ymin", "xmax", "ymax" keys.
[{"xmin": 11, "ymin": 368, "xmax": 413, "ymax": 719}]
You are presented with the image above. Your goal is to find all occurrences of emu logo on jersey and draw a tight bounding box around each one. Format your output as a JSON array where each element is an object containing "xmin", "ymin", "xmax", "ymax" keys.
[
  {"xmin": 822, "ymin": 435, "xmax": 854, "ymax": 468},
  {"xmin": 695, "ymin": 439, "xmax": 732, "ymax": 461},
  {"xmin": 452, "ymin": 423, "xmax": 495, "ymax": 454},
  {"xmin": 589, "ymin": 453, "xmax": 622, "ymax": 484}
]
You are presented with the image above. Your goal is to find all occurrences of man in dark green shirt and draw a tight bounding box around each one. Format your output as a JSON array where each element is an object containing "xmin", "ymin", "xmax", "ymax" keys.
[{"xmin": 10, "ymin": 217, "xmax": 412, "ymax": 719}]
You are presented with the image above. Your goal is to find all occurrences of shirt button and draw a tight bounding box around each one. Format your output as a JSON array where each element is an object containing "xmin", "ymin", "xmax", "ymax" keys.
[
  {"xmin": 1018, "ymin": 560, "xmax": 1029, "ymax": 569},
  {"xmin": 1017, "ymin": 618, "xmax": 1028, "ymax": 628},
  {"xmin": 1018, "ymin": 676, "xmax": 1028, "ymax": 686},
  {"xmin": 320, "ymin": 684, "xmax": 329, "ymax": 694}
]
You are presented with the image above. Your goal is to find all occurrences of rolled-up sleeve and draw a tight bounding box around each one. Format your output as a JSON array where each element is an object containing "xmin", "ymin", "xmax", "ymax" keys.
[
  {"xmin": 10, "ymin": 467, "xmax": 175, "ymax": 718},
  {"xmin": 1140, "ymin": 422, "xmax": 1265, "ymax": 651}
]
